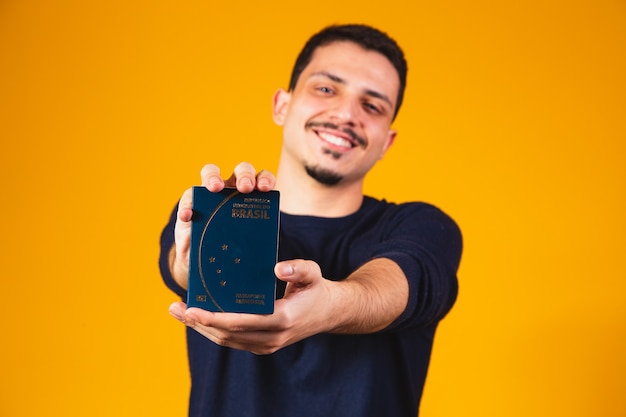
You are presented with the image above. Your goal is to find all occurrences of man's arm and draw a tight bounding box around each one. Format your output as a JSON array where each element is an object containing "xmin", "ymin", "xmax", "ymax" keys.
[
  {"xmin": 168, "ymin": 256, "xmax": 409, "ymax": 355},
  {"xmin": 324, "ymin": 258, "xmax": 408, "ymax": 334}
]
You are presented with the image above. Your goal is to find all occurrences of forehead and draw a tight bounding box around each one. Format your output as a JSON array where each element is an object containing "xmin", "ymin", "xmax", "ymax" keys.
[{"xmin": 298, "ymin": 41, "xmax": 400, "ymax": 105}]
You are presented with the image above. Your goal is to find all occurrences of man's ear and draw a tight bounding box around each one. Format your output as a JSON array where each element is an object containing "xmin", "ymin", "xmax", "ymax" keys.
[
  {"xmin": 380, "ymin": 130, "xmax": 397, "ymax": 159},
  {"xmin": 272, "ymin": 88, "xmax": 291, "ymax": 126}
]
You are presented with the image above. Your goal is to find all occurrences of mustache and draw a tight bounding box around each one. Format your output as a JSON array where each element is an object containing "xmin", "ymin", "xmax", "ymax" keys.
[{"xmin": 305, "ymin": 121, "xmax": 367, "ymax": 148}]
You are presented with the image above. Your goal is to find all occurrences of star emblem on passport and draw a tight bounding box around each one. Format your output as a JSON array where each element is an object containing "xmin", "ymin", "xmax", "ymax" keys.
[{"xmin": 205, "ymin": 242, "xmax": 242, "ymax": 288}]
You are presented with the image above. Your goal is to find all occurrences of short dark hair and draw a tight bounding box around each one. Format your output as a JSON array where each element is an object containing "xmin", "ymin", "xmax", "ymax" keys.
[{"xmin": 288, "ymin": 24, "xmax": 408, "ymax": 120}]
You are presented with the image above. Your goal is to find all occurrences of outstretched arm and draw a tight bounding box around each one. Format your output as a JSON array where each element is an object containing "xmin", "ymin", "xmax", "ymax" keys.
[{"xmin": 169, "ymin": 257, "xmax": 409, "ymax": 355}]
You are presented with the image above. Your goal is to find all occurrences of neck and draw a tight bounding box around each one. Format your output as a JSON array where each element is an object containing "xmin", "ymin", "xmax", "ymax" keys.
[{"xmin": 275, "ymin": 158, "xmax": 364, "ymax": 218}]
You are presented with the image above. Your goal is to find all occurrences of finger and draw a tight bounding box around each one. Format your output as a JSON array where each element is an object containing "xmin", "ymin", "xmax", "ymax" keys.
[
  {"xmin": 192, "ymin": 324, "xmax": 284, "ymax": 355},
  {"xmin": 169, "ymin": 301, "xmax": 188, "ymax": 323},
  {"xmin": 185, "ymin": 308, "xmax": 279, "ymax": 332},
  {"xmin": 274, "ymin": 259, "xmax": 322, "ymax": 285},
  {"xmin": 175, "ymin": 188, "xmax": 193, "ymax": 241},
  {"xmin": 226, "ymin": 162, "xmax": 257, "ymax": 193},
  {"xmin": 200, "ymin": 164, "xmax": 225, "ymax": 192},
  {"xmin": 174, "ymin": 188, "xmax": 194, "ymax": 265},
  {"xmin": 255, "ymin": 169, "xmax": 276, "ymax": 191},
  {"xmin": 176, "ymin": 188, "xmax": 194, "ymax": 222},
  {"xmin": 184, "ymin": 309, "xmax": 286, "ymax": 354}
]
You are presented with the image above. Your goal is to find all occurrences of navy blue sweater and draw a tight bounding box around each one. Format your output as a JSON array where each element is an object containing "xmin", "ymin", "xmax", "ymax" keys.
[{"xmin": 159, "ymin": 196, "xmax": 462, "ymax": 417}]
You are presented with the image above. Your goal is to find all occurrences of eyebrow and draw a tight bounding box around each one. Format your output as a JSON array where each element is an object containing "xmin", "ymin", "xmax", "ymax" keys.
[{"xmin": 310, "ymin": 71, "xmax": 394, "ymax": 109}]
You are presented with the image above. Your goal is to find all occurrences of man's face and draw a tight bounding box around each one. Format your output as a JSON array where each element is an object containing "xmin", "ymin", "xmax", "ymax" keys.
[{"xmin": 273, "ymin": 41, "xmax": 399, "ymax": 186}]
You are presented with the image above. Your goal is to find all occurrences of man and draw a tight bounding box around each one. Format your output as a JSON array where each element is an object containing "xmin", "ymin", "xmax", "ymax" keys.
[{"xmin": 159, "ymin": 24, "xmax": 462, "ymax": 417}]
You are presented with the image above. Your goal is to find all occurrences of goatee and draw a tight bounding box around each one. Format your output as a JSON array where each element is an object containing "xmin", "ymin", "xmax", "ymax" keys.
[{"xmin": 305, "ymin": 165, "xmax": 343, "ymax": 186}]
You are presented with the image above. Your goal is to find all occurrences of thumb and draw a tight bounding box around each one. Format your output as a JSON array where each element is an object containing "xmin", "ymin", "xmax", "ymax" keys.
[{"xmin": 274, "ymin": 259, "xmax": 322, "ymax": 286}]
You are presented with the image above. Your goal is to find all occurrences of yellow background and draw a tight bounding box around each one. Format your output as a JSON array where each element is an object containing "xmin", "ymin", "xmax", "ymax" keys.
[{"xmin": 1, "ymin": 1, "xmax": 624, "ymax": 416}]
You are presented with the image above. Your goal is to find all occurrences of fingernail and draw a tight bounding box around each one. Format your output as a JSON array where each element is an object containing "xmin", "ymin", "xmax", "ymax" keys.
[
  {"xmin": 170, "ymin": 309, "xmax": 185, "ymax": 323},
  {"xmin": 257, "ymin": 177, "xmax": 270, "ymax": 188},
  {"xmin": 209, "ymin": 176, "xmax": 221, "ymax": 187},
  {"xmin": 279, "ymin": 263, "xmax": 294, "ymax": 276},
  {"xmin": 240, "ymin": 177, "xmax": 253, "ymax": 188}
]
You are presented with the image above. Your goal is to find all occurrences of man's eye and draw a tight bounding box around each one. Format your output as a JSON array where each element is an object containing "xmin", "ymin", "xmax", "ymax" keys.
[
  {"xmin": 318, "ymin": 86, "xmax": 333, "ymax": 94},
  {"xmin": 364, "ymin": 102, "xmax": 381, "ymax": 113}
]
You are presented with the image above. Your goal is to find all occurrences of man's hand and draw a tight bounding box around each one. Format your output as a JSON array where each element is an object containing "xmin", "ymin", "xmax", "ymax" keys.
[
  {"xmin": 169, "ymin": 163, "xmax": 277, "ymax": 290},
  {"xmin": 168, "ymin": 257, "xmax": 408, "ymax": 355},
  {"xmin": 169, "ymin": 259, "xmax": 339, "ymax": 355}
]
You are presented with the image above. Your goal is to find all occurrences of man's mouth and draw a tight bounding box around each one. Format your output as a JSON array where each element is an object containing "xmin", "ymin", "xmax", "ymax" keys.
[
  {"xmin": 317, "ymin": 131, "xmax": 354, "ymax": 149},
  {"xmin": 306, "ymin": 121, "xmax": 367, "ymax": 149}
]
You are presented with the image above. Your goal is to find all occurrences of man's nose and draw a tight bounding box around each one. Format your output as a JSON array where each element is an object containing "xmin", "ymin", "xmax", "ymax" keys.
[{"xmin": 328, "ymin": 97, "xmax": 359, "ymax": 125}]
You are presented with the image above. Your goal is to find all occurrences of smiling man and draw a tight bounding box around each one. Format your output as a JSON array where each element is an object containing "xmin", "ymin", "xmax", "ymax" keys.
[
  {"xmin": 160, "ymin": 24, "xmax": 462, "ymax": 417},
  {"xmin": 274, "ymin": 40, "xmax": 398, "ymax": 192}
]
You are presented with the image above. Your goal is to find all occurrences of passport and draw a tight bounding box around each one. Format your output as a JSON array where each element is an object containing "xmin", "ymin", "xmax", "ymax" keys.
[{"xmin": 187, "ymin": 187, "xmax": 280, "ymax": 314}]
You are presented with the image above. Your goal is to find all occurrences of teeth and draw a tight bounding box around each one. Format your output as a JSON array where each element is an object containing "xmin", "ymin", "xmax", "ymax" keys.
[{"xmin": 318, "ymin": 132, "xmax": 352, "ymax": 148}]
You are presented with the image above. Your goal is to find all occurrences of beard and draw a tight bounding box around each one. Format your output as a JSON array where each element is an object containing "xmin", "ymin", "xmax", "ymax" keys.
[{"xmin": 305, "ymin": 164, "xmax": 343, "ymax": 186}]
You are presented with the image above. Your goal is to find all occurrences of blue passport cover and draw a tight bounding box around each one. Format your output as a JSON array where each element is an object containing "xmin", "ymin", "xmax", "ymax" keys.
[{"xmin": 187, "ymin": 187, "xmax": 280, "ymax": 314}]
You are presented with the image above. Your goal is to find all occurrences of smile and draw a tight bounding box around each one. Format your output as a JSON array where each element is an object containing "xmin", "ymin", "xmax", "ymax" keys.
[{"xmin": 317, "ymin": 131, "xmax": 354, "ymax": 149}]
